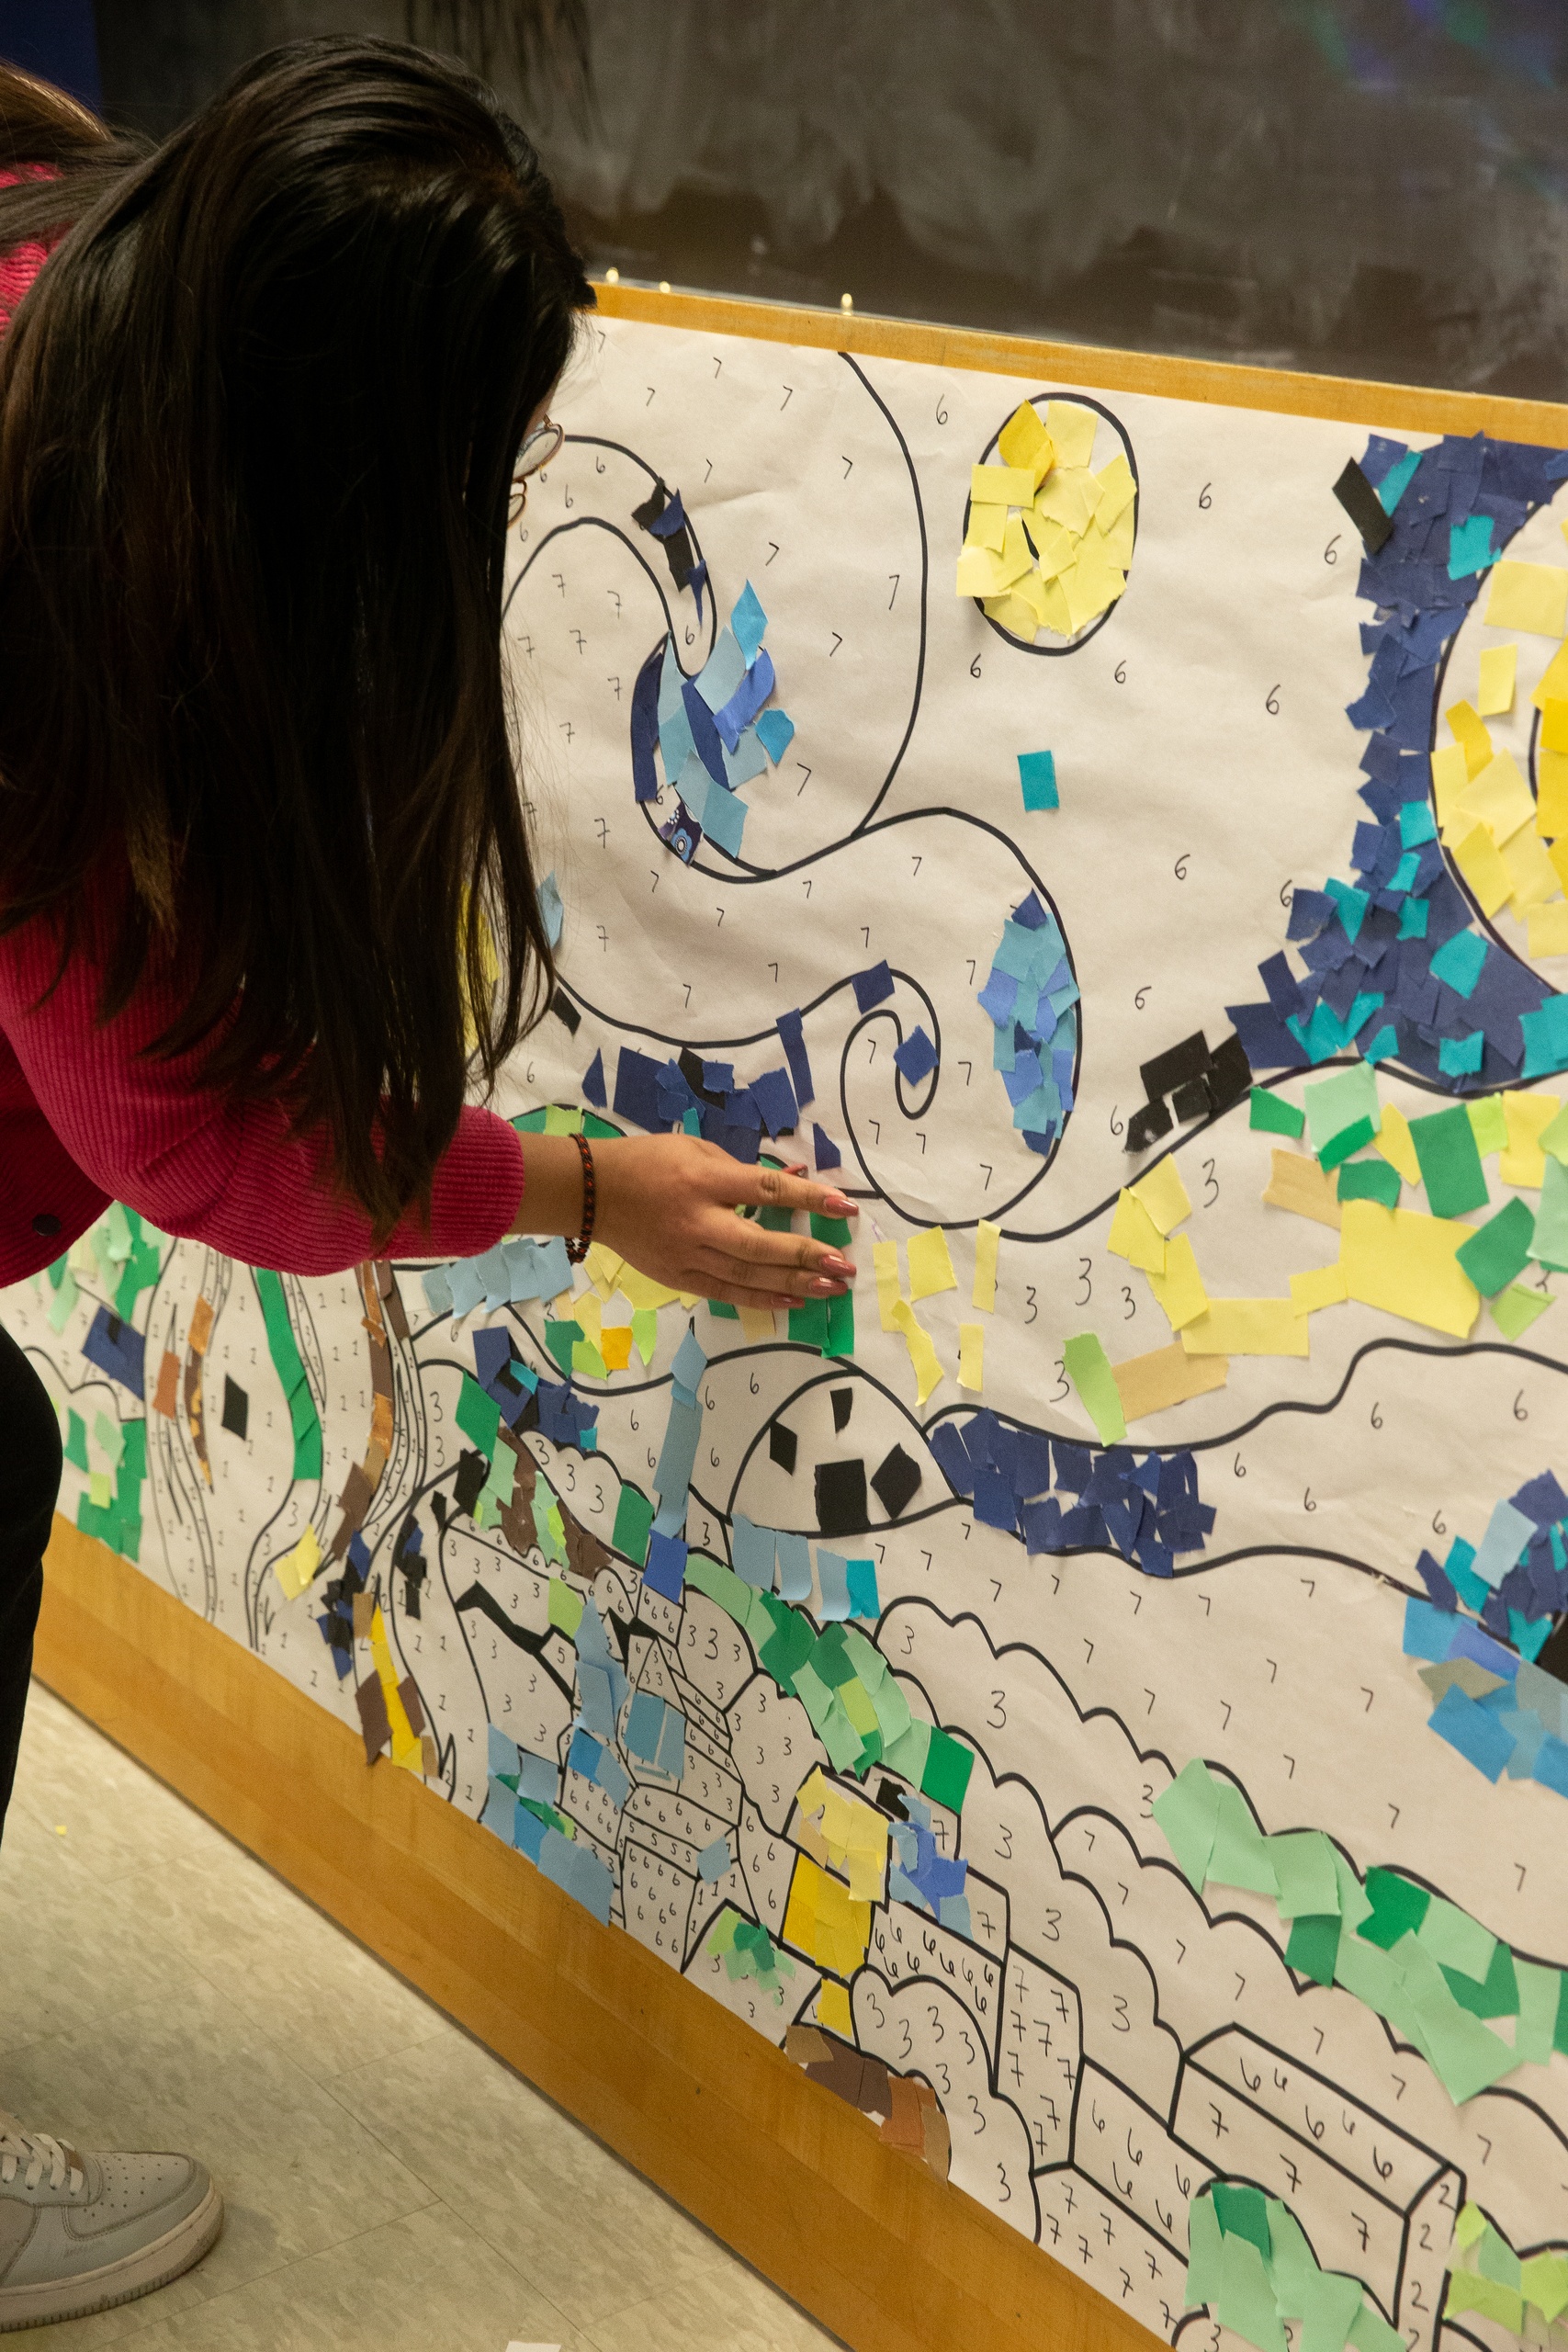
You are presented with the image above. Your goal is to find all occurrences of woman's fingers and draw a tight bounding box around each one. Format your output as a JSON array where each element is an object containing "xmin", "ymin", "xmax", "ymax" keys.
[
  {"xmin": 717, "ymin": 1216, "xmax": 853, "ymax": 1281},
  {"xmin": 701, "ymin": 1244, "xmax": 850, "ymax": 1299},
  {"xmin": 737, "ymin": 1162, "xmax": 858, "ymax": 1222}
]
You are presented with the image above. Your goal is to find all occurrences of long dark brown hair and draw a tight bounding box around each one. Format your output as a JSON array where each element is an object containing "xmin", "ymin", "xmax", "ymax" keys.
[{"xmin": 0, "ymin": 40, "xmax": 592, "ymax": 1238}]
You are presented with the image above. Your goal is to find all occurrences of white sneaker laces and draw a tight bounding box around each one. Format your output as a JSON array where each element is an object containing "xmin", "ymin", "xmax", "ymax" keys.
[{"xmin": 0, "ymin": 2111, "xmax": 84, "ymax": 2195}]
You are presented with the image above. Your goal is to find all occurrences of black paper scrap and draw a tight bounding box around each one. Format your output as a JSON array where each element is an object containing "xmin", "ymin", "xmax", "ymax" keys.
[
  {"xmin": 875, "ymin": 1778, "xmax": 909, "ymax": 1818},
  {"xmin": 355, "ymin": 1675, "xmax": 391, "ymax": 1764},
  {"xmin": 1139, "ymin": 1031, "xmax": 1210, "ymax": 1101},
  {"xmin": 549, "ymin": 987, "xmax": 581, "ymax": 1035},
  {"xmin": 1172, "ymin": 1076, "xmax": 1211, "ymax": 1123},
  {"xmin": 1206, "ymin": 1032, "xmax": 1253, "ymax": 1114},
  {"xmin": 220, "ymin": 1375, "xmax": 248, "ymax": 1440},
  {"xmin": 1332, "ymin": 458, "xmax": 1394, "ymax": 555},
  {"xmin": 769, "ymin": 1420, "xmax": 798, "ymax": 1475},
  {"xmin": 830, "ymin": 1385, "xmax": 853, "ymax": 1432},
  {"xmin": 453, "ymin": 1449, "xmax": 488, "ymax": 1515},
  {"xmin": 1125, "ymin": 1098, "xmax": 1174, "ymax": 1154},
  {"xmin": 871, "ymin": 1442, "xmax": 922, "ymax": 1521},
  {"xmin": 815, "ymin": 1457, "xmax": 869, "ymax": 1537}
]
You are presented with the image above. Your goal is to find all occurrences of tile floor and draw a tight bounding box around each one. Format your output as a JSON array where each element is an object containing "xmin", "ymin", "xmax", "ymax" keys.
[{"xmin": 0, "ymin": 1682, "xmax": 841, "ymax": 2352}]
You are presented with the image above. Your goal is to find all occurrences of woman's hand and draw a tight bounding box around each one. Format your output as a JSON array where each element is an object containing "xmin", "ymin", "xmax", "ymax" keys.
[{"xmin": 511, "ymin": 1130, "xmax": 857, "ymax": 1311}]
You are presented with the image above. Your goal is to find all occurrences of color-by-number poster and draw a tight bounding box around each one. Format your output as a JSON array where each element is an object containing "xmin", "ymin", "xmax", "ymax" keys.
[{"xmin": 10, "ymin": 308, "xmax": 1568, "ymax": 2352}]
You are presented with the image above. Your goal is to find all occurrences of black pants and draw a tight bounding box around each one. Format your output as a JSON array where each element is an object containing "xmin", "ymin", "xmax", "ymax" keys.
[{"xmin": 0, "ymin": 1321, "xmax": 60, "ymax": 1844}]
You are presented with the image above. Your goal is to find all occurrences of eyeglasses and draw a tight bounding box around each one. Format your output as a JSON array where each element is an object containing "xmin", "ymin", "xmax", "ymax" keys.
[{"xmin": 508, "ymin": 418, "xmax": 563, "ymax": 523}]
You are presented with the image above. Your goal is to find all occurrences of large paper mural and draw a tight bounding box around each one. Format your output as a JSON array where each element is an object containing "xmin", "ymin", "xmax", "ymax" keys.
[{"xmin": 10, "ymin": 307, "xmax": 1568, "ymax": 2352}]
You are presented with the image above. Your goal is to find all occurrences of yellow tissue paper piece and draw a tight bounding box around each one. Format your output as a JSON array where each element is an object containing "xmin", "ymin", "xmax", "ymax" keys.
[
  {"xmin": 599, "ymin": 1324, "xmax": 632, "ymax": 1370},
  {"xmin": 1485, "ymin": 558, "xmax": 1568, "ymax": 638},
  {"xmin": 1107, "ymin": 1188, "xmax": 1168, "ymax": 1272},
  {"xmin": 1338, "ymin": 1199, "xmax": 1480, "ymax": 1339},
  {"xmin": 957, "ymin": 542, "xmax": 1029, "ymax": 598},
  {"xmin": 738, "ymin": 1305, "xmax": 777, "ymax": 1342},
  {"xmin": 972, "ymin": 462, "xmax": 1033, "ymax": 506},
  {"xmin": 1026, "ymin": 511, "xmax": 1077, "ymax": 581},
  {"xmin": 1501, "ymin": 1091, "xmax": 1562, "ymax": 1187},
  {"xmin": 873, "ymin": 1239, "xmax": 903, "ymax": 1331},
  {"xmin": 964, "ymin": 500, "xmax": 1007, "ymax": 554},
  {"xmin": 1541, "ymin": 696, "xmax": 1568, "ymax": 754},
  {"xmin": 1534, "ymin": 639, "xmax": 1568, "ymax": 707},
  {"xmin": 1450, "ymin": 821, "xmax": 1512, "ymax": 918},
  {"xmin": 572, "ymin": 1289, "xmax": 602, "ymax": 1347},
  {"xmin": 1146, "ymin": 1233, "xmax": 1208, "ymax": 1330},
  {"xmin": 1035, "ymin": 464, "xmax": 1102, "ymax": 537},
  {"xmin": 1180, "ymin": 1299, "xmax": 1310, "ymax": 1357},
  {"xmin": 1094, "ymin": 453, "xmax": 1137, "ymax": 530},
  {"xmin": 1553, "ymin": 836, "xmax": 1568, "ymax": 895},
  {"xmin": 958, "ymin": 1324, "xmax": 984, "ymax": 1392},
  {"xmin": 890, "ymin": 1299, "xmax": 944, "ymax": 1405},
  {"xmin": 1112, "ymin": 1342, "xmax": 1226, "ymax": 1422},
  {"xmin": 1502, "ymin": 821, "xmax": 1562, "ymax": 910},
  {"xmin": 1094, "ymin": 499, "xmax": 1136, "ymax": 568},
  {"xmin": 1429, "ymin": 741, "xmax": 1470, "ymax": 823},
  {"xmin": 973, "ymin": 1218, "xmax": 999, "ymax": 1312},
  {"xmin": 584, "ymin": 1242, "xmax": 625, "ymax": 1299},
  {"xmin": 1444, "ymin": 700, "xmax": 1493, "ymax": 780},
  {"xmin": 1529, "ymin": 901, "xmax": 1568, "ymax": 956},
  {"xmin": 907, "ymin": 1226, "xmax": 957, "ymax": 1300},
  {"xmin": 981, "ymin": 591, "xmax": 1041, "ymax": 637},
  {"xmin": 998, "ymin": 400, "xmax": 1051, "ymax": 473},
  {"xmin": 815, "ymin": 1981, "xmax": 853, "ymax": 2037},
  {"xmin": 1457, "ymin": 750, "xmax": 1534, "ymax": 845},
  {"xmin": 1537, "ymin": 746, "xmax": 1568, "ymax": 837},
  {"xmin": 618, "ymin": 1265, "xmax": 681, "ymax": 1311},
  {"xmin": 370, "ymin": 1601, "xmax": 423, "ymax": 1770},
  {"xmin": 1375, "ymin": 1105, "xmax": 1421, "ymax": 1185},
  {"xmin": 1262, "ymin": 1149, "xmax": 1342, "ymax": 1228},
  {"xmin": 1130, "ymin": 1157, "xmax": 1191, "ymax": 1236},
  {"xmin": 1045, "ymin": 400, "xmax": 1098, "ymax": 469},
  {"xmin": 1291, "ymin": 1263, "xmax": 1349, "ymax": 1313},
  {"xmin": 1476, "ymin": 642, "xmax": 1517, "ymax": 716},
  {"xmin": 276, "ymin": 1523, "xmax": 321, "ymax": 1600},
  {"xmin": 1466, "ymin": 1094, "xmax": 1508, "ymax": 1157}
]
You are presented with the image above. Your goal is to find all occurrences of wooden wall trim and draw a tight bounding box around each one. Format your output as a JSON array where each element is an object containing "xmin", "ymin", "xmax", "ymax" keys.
[
  {"xmin": 35, "ymin": 1518, "xmax": 1158, "ymax": 2352},
  {"xmin": 591, "ymin": 279, "xmax": 1568, "ymax": 446}
]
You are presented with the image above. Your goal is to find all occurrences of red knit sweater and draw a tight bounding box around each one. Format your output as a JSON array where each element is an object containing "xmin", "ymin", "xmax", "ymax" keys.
[{"xmin": 0, "ymin": 229, "xmax": 525, "ymax": 1285}]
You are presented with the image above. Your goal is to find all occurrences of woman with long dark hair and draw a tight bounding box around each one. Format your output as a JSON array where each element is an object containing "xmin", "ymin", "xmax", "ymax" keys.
[{"xmin": 0, "ymin": 41, "xmax": 854, "ymax": 2327}]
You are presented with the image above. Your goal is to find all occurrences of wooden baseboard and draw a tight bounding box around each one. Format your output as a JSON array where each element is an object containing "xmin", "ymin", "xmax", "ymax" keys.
[{"xmin": 34, "ymin": 1517, "xmax": 1156, "ymax": 2352}]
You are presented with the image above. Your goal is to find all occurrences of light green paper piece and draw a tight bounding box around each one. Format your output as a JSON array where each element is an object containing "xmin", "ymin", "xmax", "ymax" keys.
[
  {"xmin": 1183, "ymin": 2189, "xmax": 1224, "ymax": 2308},
  {"xmin": 1267, "ymin": 1830, "xmax": 1340, "ymax": 1919},
  {"xmin": 1062, "ymin": 1330, "xmax": 1126, "ymax": 1443},
  {"xmin": 791, "ymin": 1658, "xmax": 834, "ymax": 1733},
  {"xmin": 1446, "ymin": 2269, "xmax": 1525, "ymax": 2331},
  {"xmin": 1304, "ymin": 1063, "xmax": 1380, "ymax": 1152},
  {"xmin": 1465, "ymin": 1093, "xmax": 1509, "ymax": 1157},
  {"xmin": 93, "ymin": 1410, "xmax": 124, "ymax": 1470},
  {"xmin": 1416, "ymin": 1895, "xmax": 1495, "ymax": 1984},
  {"xmin": 819, "ymin": 1696, "xmax": 866, "ymax": 1772},
  {"xmin": 1514, "ymin": 1959, "xmax": 1561, "ymax": 2067},
  {"xmin": 1209, "ymin": 1782, "xmax": 1279, "ymax": 1896},
  {"xmin": 1215, "ymin": 2230, "xmax": 1287, "ymax": 2352},
  {"xmin": 1540, "ymin": 1099, "xmax": 1568, "ymax": 1163},
  {"xmin": 1408, "ymin": 1972, "xmax": 1517, "ymax": 2102},
  {"xmin": 1521, "ymin": 2252, "xmax": 1568, "ymax": 2323},
  {"xmin": 46, "ymin": 1267, "xmax": 78, "ymax": 1332},
  {"xmin": 547, "ymin": 1575, "xmax": 583, "ymax": 1636},
  {"xmin": 631, "ymin": 1306, "xmax": 659, "ymax": 1365},
  {"xmin": 1452, "ymin": 2201, "xmax": 1486, "ymax": 2251},
  {"xmin": 1296, "ymin": 2269, "xmax": 1364, "ymax": 2352},
  {"xmin": 482, "ymin": 1446, "xmax": 516, "ymax": 1507},
  {"xmin": 1347, "ymin": 2299, "xmax": 1403, "ymax": 2352},
  {"xmin": 1529, "ymin": 1154, "xmax": 1568, "ymax": 1271},
  {"xmin": 1491, "ymin": 1281, "xmax": 1554, "ymax": 1340},
  {"xmin": 1262, "ymin": 2200, "xmax": 1317, "ymax": 2305},
  {"xmin": 882, "ymin": 1718, "xmax": 931, "ymax": 1784},
  {"xmin": 1478, "ymin": 2220, "xmax": 1523, "ymax": 2290},
  {"xmin": 1153, "ymin": 1759, "xmax": 1224, "ymax": 1892},
  {"xmin": 1330, "ymin": 1848, "xmax": 1373, "ymax": 1933}
]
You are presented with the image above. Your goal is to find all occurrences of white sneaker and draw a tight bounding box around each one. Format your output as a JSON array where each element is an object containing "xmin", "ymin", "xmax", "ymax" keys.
[{"xmin": 0, "ymin": 2110, "xmax": 222, "ymax": 2332}]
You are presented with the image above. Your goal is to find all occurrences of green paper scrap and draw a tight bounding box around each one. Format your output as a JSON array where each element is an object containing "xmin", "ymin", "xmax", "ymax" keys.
[
  {"xmin": 1250, "ymin": 1087, "xmax": 1304, "ymax": 1138},
  {"xmin": 254, "ymin": 1268, "xmax": 322, "ymax": 1480},
  {"xmin": 532, "ymin": 1489, "xmax": 567, "ymax": 1566},
  {"xmin": 1442, "ymin": 1936, "xmax": 1517, "ymax": 2018},
  {"xmin": 583, "ymin": 1111, "xmax": 621, "ymax": 1140},
  {"xmin": 1479, "ymin": 2222, "xmax": 1519, "ymax": 2289},
  {"xmin": 789, "ymin": 1297, "xmax": 829, "ymax": 1351},
  {"xmin": 1521, "ymin": 2252, "xmax": 1568, "ymax": 2324},
  {"xmin": 1558, "ymin": 1971, "xmax": 1568, "ymax": 2053},
  {"xmin": 1416, "ymin": 1895, "xmax": 1495, "ymax": 1983},
  {"xmin": 1539, "ymin": 1098, "xmax": 1568, "ymax": 1162},
  {"xmin": 63, "ymin": 1409, "xmax": 87, "ymax": 1471},
  {"xmin": 1357, "ymin": 1866, "xmax": 1429, "ymax": 1949},
  {"xmin": 1304, "ymin": 1063, "xmax": 1379, "ymax": 1152},
  {"xmin": 792, "ymin": 1658, "xmax": 834, "ymax": 1732},
  {"xmin": 571, "ymin": 1339, "xmax": 609, "ymax": 1380},
  {"xmin": 1153, "ymin": 1758, "xmax": 1224, "ymax": 1891},
  {"xmin": 1183, "ymin": 2185, "xmax": 1224, "ymax": 2307},
  {"xmin": 544, "ymin": 1102, "xmax": 583, "ymax": 1135},
  {"xmin": 547, "ymin": 1576, "xmax": 583, "ymax": 1637},
  {"xmin": 812, "ymin": 1623, "xmax": 857, "ymax": 1688},
  {"xmin": 612, "ymin": 1483, "xmax": 653, "ymax": 1567},
  {"xmin": 1062, "ymin": 1330, "xmax": 1126, "ymax": 1443},
  {"xmin": 1408, "ymin": 1103, "xmax": 1490, "ymax": 1218},
  {"xmin": 455, "ymin": 1373, "xmax": 501, "ymax": 1460},
  {"xmin": 1318, "ymin": 1114, "xmax": 1377, "ymax": 1172},
  {"xmin": 1337, "ymin": 1157, "xmax": 1401, "ymax": 1208},
  {"xmin": 1209, "ymin": 1782, "xmax": 1279, "ymax": 1896},
  {"xmin": 1490, "ymin": 1280, "xmax": 1553, "ymax": 1340},
  {"xmin": 1285, "ymin": 1913, "xmax": 1340, "ymax": 1985},
  {"xmin": 1530, "ymin": 1154, "xmax": 1568, "ymax": 1271},
  {"xmin": 1297, "ymin": 2269, "xmax": 1364, "ymax": 2352},
  {"xmin": 760, "ymin": 1609, "xmax": 815, "ymax": 1690},
  {"xmin": 825, "ymin": 1285, "xmax": 855, "ymax": 1359},
  {"xmin": 45, "ymin": 1266, "xmax": 78, "ymax": 1332},
  {"xmin": 840, "ymin": 1676, "xmax": 881, "ymax": 1745},
  {"xmin": 1210, "ymin": 2182, "xmax": 1271, "ymax": 2258},
  {"xmin": 1465, "ymin": 1093, "xmax": 1509, "ymax": 1157},
  {"xmin": 1215, "ymin": 2231, "xmax": 1287, "ymax": 2352},
  {"xmin": 810, "ymin": 1212, "xmax": 852, "ymax": 1249},
  {"xmin": 706, "ymin": 1299, "xmax": 739, "ymax": 1320},
  {"xmin": 513, "ymin": 1107, "xmax": 547, "ymax": 1132},
  {"xmin": 1330, "ymin": 1847, "xmax": 1372, "ymax": 1932},
  {"xmin": 544, "ymin": 1318, "xmax": 582, "ymax": 1375},
  {"xmin": 1346, "ymin": 2301, "xmax": 1402, "ymax": 2352},
  {"xmin": 1261, "ymin": 2199, "xmax": 1318, "ymax": 2309},
  {"xmin": 1453, "ymin": 2202, "xmax": 1486, "ymax": 2251},
  {"xmin": 1445, "ymin": 2272, "xmax": 1525, "ymax": 2332},
  {"xmin": 1410, "ymin": 1975, "xmax": 1517, "ymax": 2102},
  {"xmin": 1267, "ymin": 1830, "xmax": 1340, "ymax": 1918},
  {"xmin": 819, "ymin": 1698, "xmax": 866, "ymax": 1772},
  {"xmin": 1456, "ymin": 1195, "xmax": 1536, "ymax": 1296},
  {"xmin": 921, "ymin": 1726, "xmax": 974, "ymax": 1812},
  {"xmin": 882, "ymin": 1718, "xmax": 931, "ymax": 1784},
  {"xmin": 630, "ymin": 1306, "xmax": 659, "ymax": 1364}
]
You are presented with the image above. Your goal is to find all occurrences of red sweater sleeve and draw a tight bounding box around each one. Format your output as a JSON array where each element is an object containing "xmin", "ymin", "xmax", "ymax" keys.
[{"xmin": 0, "ymin": 903, "xmax": 525, "ymax": 1278}]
